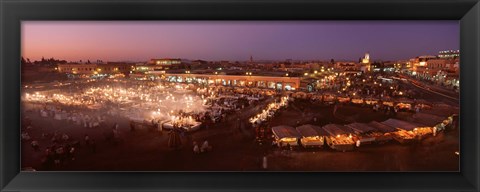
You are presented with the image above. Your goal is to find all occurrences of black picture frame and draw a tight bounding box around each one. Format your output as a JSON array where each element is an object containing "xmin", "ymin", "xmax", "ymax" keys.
[{"xmin": 1, "ymin": 0, "xmax": 479, "ymax": 191}]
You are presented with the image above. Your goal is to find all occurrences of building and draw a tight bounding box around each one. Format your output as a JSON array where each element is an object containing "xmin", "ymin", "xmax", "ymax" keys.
[
  {"xmin": 361, "ymin": 52, "xmax": 371, "ymax": 72},
  {"xmin": 438, "ymin": 50, "xmax": 460, "ymax": 59},
  {"xmin": 56, "ymin": 63, "xmax": 132, "ymax": 78},
  {"xmin": 168, "ymin": 73, "xmax": 301, "ymax": 91},
  {"xmin": 335, "ymin": 62, "xmax": 360, "ymax": 72},
  {"xmin": 141, "ymin": 58, "xmax": 188, "ymax": 71},
  {"xmin": 408, "ymin": 56, "xmax": 459, "ymax": 87},
  {"xmin": 362, "ymin": 52, "xmax": 370, "ymax": 64},
  {"xmin": 393, "ymin": 60, "xmax": 410, "ymax": 72},
  {"xmin": 134, "ymin": 72, "xmax": 301, "ymax": 91},
  {"xmin": 148, "ymin": 58, "xmax": 182, "ymax": 65}
]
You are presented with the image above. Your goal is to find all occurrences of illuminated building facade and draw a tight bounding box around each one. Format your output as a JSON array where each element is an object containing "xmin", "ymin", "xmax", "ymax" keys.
[
  {"xmin": 135, "ymin": 72, "xmax": 301, "ymax": 91},
  {"xmin": 362, "ymin": 52, "xmax": 370, "ymax": 64},
  {"xmin": 407, "ymin": 54, "xmax": 459, "ymax": 88},
  {"xmin": 361, "ymin": 52, "xmax": 371, "ymax": 72},
  {"xmin": 438, "ymin": 50, "xmax": 460, "ymax": 59},
  {"xmin": 148, "ymin": 58, "xmax": 182, "ymax": 65},
  {"xmin": 56, "ymin": 63, "xmax": 132, "ymax": 77}
]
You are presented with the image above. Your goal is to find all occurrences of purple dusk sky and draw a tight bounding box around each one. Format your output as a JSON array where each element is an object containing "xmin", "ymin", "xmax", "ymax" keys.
[{"xmin": 22, "ymin": 21, "xmax": 459, "ymax": 62}]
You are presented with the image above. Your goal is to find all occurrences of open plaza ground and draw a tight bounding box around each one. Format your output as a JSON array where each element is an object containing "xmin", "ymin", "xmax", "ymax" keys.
[{"xmin": 20, "ymin": 74, "xmax": 459, "ymax": 171}]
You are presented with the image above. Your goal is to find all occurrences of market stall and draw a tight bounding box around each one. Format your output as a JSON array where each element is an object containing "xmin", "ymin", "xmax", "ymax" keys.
[
  {"xmin": 272, "ymin": 125, "xmax": 301, "ymax": 147},
  {"xmin": 395, "ymin": 97, "xmax": 414, "ymax": 111},
  {"xmin": 296, "ymin": 124, "xmax": 324, "ymax": 148},
  {"xmin": 364, "ymin": 97, "xmax": 379, "ymax": 105},
  {"xmin": 322, "ymin": 93, "xmax": 337, "ymax": 104},
  {"xmin": 249, "ymin": 96, "xmax": 288, "ymax": 125},
  {"xmin": 411, "ymin": 112, "xmax": 449, "ymax": 136},
  {"xmin": 293, "ymin": 91, "xmax": 307, "ymax": 99},
  {"xmin": 381, "ymin": 96, "xmax": 394, "ymax": 107},
  {"xmin": 337, "ymin": 95, "xmax": 351, "ymax": 103},
  {"xmin": 366, "ymin": 121, "xmax": 395, "ymax": 143},
  {"xmin": 345, "ymin": 122, "xmax": 378, "ymax": 145},
  {"xmin": 321, "ymin": 124, "xmax": 355, "ymax": 152},
  {"xmin": 351, "ymin": 96, "xmax": 364, "ymax": 105},
  {"xmin": 380, "ymin": 119, "xmax": 427, "ymax": 144},
  {"xmin": 414, "ymin": 99, "xmax": 432, "ymax": 110}
]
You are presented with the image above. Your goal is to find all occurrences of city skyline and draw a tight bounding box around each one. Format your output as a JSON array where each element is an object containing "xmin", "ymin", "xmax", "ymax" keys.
[{"xmin": 22, "ymin": 21, "xmax": 459, "ymax": 62}]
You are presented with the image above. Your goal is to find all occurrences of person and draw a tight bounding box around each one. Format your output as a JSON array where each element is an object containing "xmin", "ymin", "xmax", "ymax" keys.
[
  {"xmin": 31, "ymin": 140, "xmax": 40, "ymax": 151},
  {"xmin": 271, "ymin": 139, "xmax": 277, "ymax": 147},
  {"xmin": 151, "ymin": 120, "xmax": 157, "ymax": 132},
  {"xmin": 201, "ymin": 140, "xmax": 210, "ymax": 153},
  {"xmin": 62, "ymin": 134, "xmax": 69, "ymax": 142},
  {"xmin": 262, "ymin": 156, "xmax": 268, "ymax": 170},
  {"xmin": 90, "ymin": 139, "xmax": 96, "ymax": 153},
  {"xmin": 84, "ymin": 134, "xmax": 90, "ymax": 146},
  {"xmin": 51, "ymin": 134, "xmax": 59, "ymax": 144},
  {"xmin": 69, "ymin": 147, "xmax": 75, "ymax": 161},
  {"xmin": 130, "ymin": 121, "xmax": 135, "ymax": 132},
  {"xmin": 54, "ymin": 146, "xmax": 64, "ymax": 165},
  {"xmin": 21, "ymin": 132, "xmax": 31, "ymax": 141},
  {"xmin": 45, "ymin": 148, "xmax": 51, "ymax": 157},
  {"xmin": 113, "ymin": 125, "xmax": 119, "ymax": 140},
  {"xmin": 193, "ymin": 142, "xmax": 200, "ymax": 154}
]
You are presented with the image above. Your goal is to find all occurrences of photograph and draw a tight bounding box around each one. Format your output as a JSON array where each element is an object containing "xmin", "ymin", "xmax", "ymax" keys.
[{"xmin": 20, "ymin": 21, "xmax": 460, "ymax": 172}]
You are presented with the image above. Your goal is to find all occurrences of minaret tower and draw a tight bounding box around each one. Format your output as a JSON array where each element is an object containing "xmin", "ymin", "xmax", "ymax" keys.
[
  {"xmin": 362, "ymin": 52, "xmax": 371, "ymax": 72},
  {"xmin": 362, "ymin": 52, "xmax": 370, "ymax": 64}
]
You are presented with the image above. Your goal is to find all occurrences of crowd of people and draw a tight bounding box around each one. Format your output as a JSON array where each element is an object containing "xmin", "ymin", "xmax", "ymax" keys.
[{"xmin": 21, "ymin": 122, "xmax": 100, "ymax": 170}]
